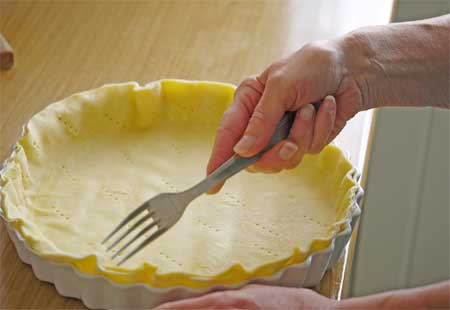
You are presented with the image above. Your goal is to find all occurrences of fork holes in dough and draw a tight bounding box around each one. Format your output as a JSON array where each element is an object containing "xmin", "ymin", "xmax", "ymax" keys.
[
  {"xmin": 58, "ymin": 115, "xmax": 79, "ymax": 135},
  {"xmin": 104, "ymin": 112, "xmax": 123, "ymax": 128},
  {"xmin": 253, "ymin": 222, "xmax": 280, "ymax": 237},
  {"xmin": 121, "ymin": 151, "xmax": 134, "ymax": 166},
  {"xmin": 196, "ymin": 219, "xmax": 219, "ymax": 232},
  {"xmin": 51, "ymin": 205, "xmax": 69, "ymax": 220},
  {"xmin": 61, "ymin": 165, "xmax": 76, "ymax": 181},
  {"xmin": 224, "ymin": 192, "xmax": 243, "ymax": 207},
  {"xmin": 31, "ymin": 141, "xmax": 40, "ymax": 149},
  {"xmin": 159, "ymin": 251, "xmax": 182, "ymax": 267},
  {"xmin": 170, "ymin": 143, "xmax": 182, "ymax": 155},
  {"xmin": 252, "ymin": 243, "xmax": 275, "ymax": 256},
  {"xmin": 161, "ymin": 178, "xmax": 178, "ymax": 191}
]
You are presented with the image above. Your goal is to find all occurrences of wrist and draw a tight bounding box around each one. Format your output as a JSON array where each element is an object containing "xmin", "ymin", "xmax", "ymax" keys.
[
  {"xmin": 334, "ymin": 29, "xmax": 380, "ymax": 111},
  {"xmin": 334, "ymin": 294, "xmax": 392, "ymax": 310},
  {"xmin": 336, "ymin": 16, "xmax": 450, "ymax": 110},
  {"xmin": 332, "ymin": 281, "xmax": 450, "ymax": 309}
]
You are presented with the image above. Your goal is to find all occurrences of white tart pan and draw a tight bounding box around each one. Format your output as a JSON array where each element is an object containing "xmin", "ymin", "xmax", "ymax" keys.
[{"xmin": 2, "ymin": 168, "xmax": 362, "ymax": 309}]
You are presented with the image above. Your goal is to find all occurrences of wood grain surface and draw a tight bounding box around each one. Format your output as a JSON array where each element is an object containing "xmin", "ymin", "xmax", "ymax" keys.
[{"xmin": 0, "ymin": 1, "xmax": 392, "ymax": 308}]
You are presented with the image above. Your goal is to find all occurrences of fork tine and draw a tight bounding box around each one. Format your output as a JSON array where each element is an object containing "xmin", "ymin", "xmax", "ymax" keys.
[
  {"xmin": 111, "ymin": 218, "xmax": 160, "ymax": 260},
  {"xmin": 117, "ymin": 227, "xmax": 168, "ymax": 266},
  {"xmin": 106, "ymin": 211, "xmax": 154, "ymax": 252},
  {"xmin": 101, "ymin": 201, "xmax": 151, "ymax": 244}
]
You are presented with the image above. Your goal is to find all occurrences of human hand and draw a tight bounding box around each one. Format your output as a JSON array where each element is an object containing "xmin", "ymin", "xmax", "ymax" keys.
[
  {"xmin": 155, "ymin": 284, "xmax": 335, "ymax": 310},
  {"xmin": 207, "ymin": 40, "xmax": 365, "ymax": 193}
]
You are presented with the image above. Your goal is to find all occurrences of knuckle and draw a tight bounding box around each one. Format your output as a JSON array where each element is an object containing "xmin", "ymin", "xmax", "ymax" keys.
[
  {"xmin": 234, "ymin": 80, "xmax": 258, "ymax": 101},
  {"xmin": 266, "ymin": 60, "xmax": 285, "ymax": 73},
  {"xmin": 249, "ymin": 110, "xmax": 265, "ymax": 123},
  {"xmin": 216, "ymin": 121, "xmax": 237, "ymax": 139},
  {"xmin": 219, "ymin": 108, "xmax": 235, "ymax": 126},
  {"xmin": 246, "ymin": 111, "xmax": 266, "ymax": 134},
  {"xmin": 221, "ymin": 106, "xmax": 235, "ymax": 118},
  {"xmin": 239, "ymin": 76, "xmax": 258, "ymax": 88},
  {"xmin": 296, "ymin": 81, "xmax": 313, "ymax": 100},
  {"xmin": 266, "ymin": 71, "xmax": 285, "ymax": 88},
  {"xmin": 239, "ymin": 91, "xmax": 258, "ymax": 114},
  {"xmin": 304, "ymin": 41, "xmax": 336, "ymax": 59},
  {"xmin": 265, "ymin": 63, "xmax": 299, "ymax": 105}
]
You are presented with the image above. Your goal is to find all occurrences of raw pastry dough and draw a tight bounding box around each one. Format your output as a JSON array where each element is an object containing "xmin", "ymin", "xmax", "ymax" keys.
[{"xmin": 0, "ymin": 80, "xmax": 357, "ymax": 288}]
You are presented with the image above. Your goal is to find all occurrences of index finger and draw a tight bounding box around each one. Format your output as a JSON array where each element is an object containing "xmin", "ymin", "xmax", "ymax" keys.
[{"xmin": 206, "ymin": 77, "xmax": 264, "ymax": 193}]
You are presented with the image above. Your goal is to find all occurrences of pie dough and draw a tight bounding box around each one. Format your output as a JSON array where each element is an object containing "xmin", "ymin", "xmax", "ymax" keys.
[{"xmin": 0, "ymin": 80, "xmax": 357, "ymax": 288}]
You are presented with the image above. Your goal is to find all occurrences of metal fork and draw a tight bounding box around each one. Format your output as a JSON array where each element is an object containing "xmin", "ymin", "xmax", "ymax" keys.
[{"xmin": 102, "ymin": 112, "xmax": 296, "ymax": 265}]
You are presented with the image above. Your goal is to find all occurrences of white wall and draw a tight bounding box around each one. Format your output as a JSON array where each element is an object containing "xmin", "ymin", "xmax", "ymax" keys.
[{"xmin": 350, "ymin": 0, "xmax": 450, "ymax": 297}]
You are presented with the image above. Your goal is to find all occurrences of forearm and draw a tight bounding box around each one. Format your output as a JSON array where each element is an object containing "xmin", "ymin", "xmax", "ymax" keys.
[
  {"xmin": 336, "ymin": 281, "xmax": 450, "ymax": 309},
  {"xmin": 338, "ymin": 14, "xmax": 449, "ymax": 110}
]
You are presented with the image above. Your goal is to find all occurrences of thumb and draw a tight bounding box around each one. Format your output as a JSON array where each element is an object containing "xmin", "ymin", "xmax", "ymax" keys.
[{"xmin": 233, "ymin": 77, "xmax": 290, "ymax": 157}]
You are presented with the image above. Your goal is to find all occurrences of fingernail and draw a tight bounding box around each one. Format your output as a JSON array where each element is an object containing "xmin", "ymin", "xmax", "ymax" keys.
[
  {"xmin": 234, "ymin": 135, "xmax": 256, "ymax": 154},
  {"xmin": 300, "ymin": 104, "xmax": 314, "ymax": 120},
  {"xmin": 324, "ymin": 96, "xmax": 336, "ymax": 113},
  {"xmin": 324, "ymin": 95, "xmax": 336, "ymax": 103},
  {"xmin": 279, "ymin": 142, "xmax": 298, "ymax": 161}
]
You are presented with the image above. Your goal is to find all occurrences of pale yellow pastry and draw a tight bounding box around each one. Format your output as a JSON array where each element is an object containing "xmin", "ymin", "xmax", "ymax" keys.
[{"xmin": 0, "ymin": 80, "xmax": 357, "ymax": 288}]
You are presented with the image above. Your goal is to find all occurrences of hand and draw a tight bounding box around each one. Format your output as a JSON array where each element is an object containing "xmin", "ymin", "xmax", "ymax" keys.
[
  {"xmin": 155, "ymin": 284, "xmax": 335, "ymax": 310},
  {"xmin": 207, "ymin": 39, "xmax": 365, "ymax": 193}
]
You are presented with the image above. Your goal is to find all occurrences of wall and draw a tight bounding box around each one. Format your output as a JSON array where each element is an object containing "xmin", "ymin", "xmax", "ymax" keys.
[{"xmin": 350, "ymin": 0, "xmax": 450, "ymax": 297}]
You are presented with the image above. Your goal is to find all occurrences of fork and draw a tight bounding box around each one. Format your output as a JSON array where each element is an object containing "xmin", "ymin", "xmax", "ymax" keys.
[{"xmin": 102, "ymin": 111, "xmax": 296, "ymax": 265}]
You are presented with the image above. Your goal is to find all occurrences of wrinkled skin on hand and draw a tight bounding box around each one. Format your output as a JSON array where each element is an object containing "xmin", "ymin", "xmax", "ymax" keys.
[
  {"xmin": 207, "ymin": 41, "xmax": 364, "ymax": 193},
  {"xmin": 156, "ymin": 284, "xmax": 335, "ymax": 310}
]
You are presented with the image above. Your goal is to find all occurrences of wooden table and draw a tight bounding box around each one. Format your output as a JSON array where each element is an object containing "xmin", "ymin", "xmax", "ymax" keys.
[{"xmin": 0, "ymin": 1, "xmax": 393, "ymax": 308}]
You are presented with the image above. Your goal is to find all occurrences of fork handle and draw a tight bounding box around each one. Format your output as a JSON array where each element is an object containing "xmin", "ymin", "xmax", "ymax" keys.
[{"xmin": 184, "ymin": 111, "xmax": 296, "ymax": 200}]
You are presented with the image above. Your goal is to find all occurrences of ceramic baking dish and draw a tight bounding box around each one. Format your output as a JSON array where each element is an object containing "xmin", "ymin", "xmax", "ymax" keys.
[{"xmin": 0, "ymin": 80, "xmax": 363, "ymax": 309}]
